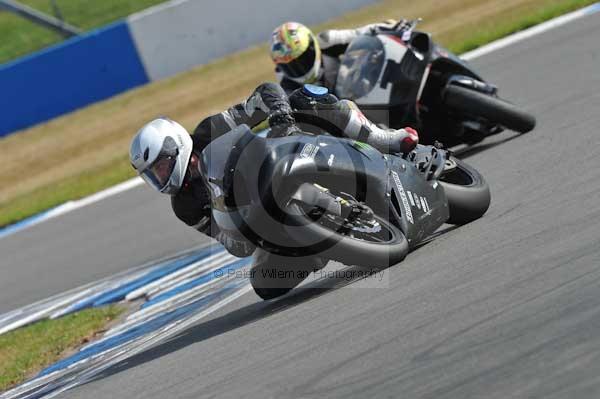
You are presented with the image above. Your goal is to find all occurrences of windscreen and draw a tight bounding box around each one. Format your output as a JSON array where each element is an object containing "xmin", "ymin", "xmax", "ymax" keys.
[{"xmin": 335, "ymin": 35, "xmax": 385, "ymax": 100}]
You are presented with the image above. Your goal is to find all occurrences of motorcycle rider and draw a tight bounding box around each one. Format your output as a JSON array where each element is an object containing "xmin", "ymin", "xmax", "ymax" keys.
[
  {"xmin": 129, "ymin": 82, "xmax": 418, "ymax": 258},
  {"xmin": 270, "ymin": 20, "xmax": 410, "ymax": 93}
]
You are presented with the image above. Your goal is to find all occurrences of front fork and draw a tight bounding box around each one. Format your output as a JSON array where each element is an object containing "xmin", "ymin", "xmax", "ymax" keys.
[{"xmin": 446, "ymin": 74, "xmax": 498, "ymax": 96}]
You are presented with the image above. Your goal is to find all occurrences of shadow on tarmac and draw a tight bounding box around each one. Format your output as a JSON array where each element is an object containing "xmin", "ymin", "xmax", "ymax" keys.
[
  {"xmin": 77, "ymin": 162, "xmax": 473, "ymax": 387},
  {"xmin": 83, "ymin": 224, "xmax": 461, "ymax": 385},
  {"xmin": 452, "ymin": 132, "xmax": 524, "ymax": 160}
]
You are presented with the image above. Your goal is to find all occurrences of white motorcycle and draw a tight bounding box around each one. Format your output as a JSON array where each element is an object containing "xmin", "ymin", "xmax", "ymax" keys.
[{"xmin": 335, "ymin": 19, "xmax": 536, "ymax": 145}]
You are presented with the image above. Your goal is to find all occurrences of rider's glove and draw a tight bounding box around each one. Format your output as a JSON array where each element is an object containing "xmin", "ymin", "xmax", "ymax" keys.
[
  {"xmin": 393, "ymin": 19, "xmax": 412, "ymax": 32},
  {"xmin": 398, "ymin": 127, "xmax": 419, "ymax": 154},
  {"xmin": 268, "ymin": 110, "xmax": 302, "ymax": 138},
  {"xmin": 320, "ymin": 19, "xmax": 410, "ymax": 50},
  {"xmin": 366, "ymin": 19, "xmax": 410, "ymax": 34}
]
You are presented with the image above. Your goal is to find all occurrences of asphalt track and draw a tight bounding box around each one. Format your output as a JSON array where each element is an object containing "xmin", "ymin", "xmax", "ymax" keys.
[{"xmin": 2, "ymin": 11, "xmax": 600, "ymax": 399}]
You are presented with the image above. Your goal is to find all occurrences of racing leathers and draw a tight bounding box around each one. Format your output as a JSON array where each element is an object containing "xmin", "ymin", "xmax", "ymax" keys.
[
  {"xmin": 171, "ymin": 82, "xmax": 418, "ymax": 257},
  {"xmin": 278, "ymin": 19, "xmax": 410, "ymax": 93}
]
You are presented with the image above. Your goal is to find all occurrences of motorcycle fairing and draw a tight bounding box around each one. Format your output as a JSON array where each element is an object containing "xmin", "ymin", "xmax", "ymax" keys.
[
  {"xmin": 345, "ymin": 34, "xmax": 410, "ymax": 106},
  {"xmin": 203, "ymin": 126, "xmax": 449, "ymax": 254},
  {"xmin": 385, "ymin": 154, "xmax": 448, "ymax": 246},
  {"xmin": 348, "ymin": 34, "xmax": 429, "ymax": 126}
]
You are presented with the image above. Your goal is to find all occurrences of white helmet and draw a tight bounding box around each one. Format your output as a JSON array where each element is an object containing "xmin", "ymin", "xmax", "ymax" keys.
[{"xmin": 129, "ymin": 118, "xmax": 193, "ymax": 194}]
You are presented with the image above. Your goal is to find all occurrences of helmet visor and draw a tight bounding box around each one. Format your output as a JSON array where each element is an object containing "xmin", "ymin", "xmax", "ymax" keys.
[
  {"xmin": 141, "ymin": 137, "xmax": 179, "ymax": 191},
  {"xmin": 279, "ymin": 37, "xmax": 317, "ymax": 78}
]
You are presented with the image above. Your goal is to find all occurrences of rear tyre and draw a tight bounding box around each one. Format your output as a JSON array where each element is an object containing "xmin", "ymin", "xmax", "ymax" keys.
[
  {"xmin": 439, "ymin": 157, "xmax": 491, "ymax": 225},
  {"xmin": 443, "ymin": 85, "xmax": 536, "ymax": 133}
]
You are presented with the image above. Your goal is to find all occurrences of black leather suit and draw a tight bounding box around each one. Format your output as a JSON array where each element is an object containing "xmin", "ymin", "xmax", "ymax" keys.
[{"xmin": 171, "ymin": 82, "xmax": 417, "ymax": 257}]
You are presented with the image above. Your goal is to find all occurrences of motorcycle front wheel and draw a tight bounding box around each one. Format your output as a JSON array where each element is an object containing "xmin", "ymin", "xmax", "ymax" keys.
[
  {"xmin": 443, "ymin": 84, "xmax": 536, "ymax": 133},
  {"xmin": 284, "ymin": 198, "xmax": 409, "ymax": 268}
]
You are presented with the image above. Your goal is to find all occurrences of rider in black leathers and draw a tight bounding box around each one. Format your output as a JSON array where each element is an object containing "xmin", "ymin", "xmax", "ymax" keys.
[{"xmin": 170, "ymin": 82, "xmax": 418, "ymax": 257}]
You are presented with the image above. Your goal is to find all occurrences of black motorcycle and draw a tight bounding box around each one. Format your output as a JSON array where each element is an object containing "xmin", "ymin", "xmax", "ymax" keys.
[
  {"xmin": 335, "ymin": 19, "xmax": 536, "ymax": 146},
  {"xmin": 201, "ymin": 121, "xmax": 491, "ymax": 299}
]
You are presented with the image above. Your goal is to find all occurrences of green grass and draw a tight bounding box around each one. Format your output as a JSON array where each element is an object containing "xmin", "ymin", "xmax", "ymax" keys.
[
  {"xmin": 0, "ymin": 0, "xmax": 167, "ymax": 64},
  {"xmin": 0, "ymin": 305, "xmax": 124, "ymax": 392},
  {"xmin": 451, "ymin": 0, "xmax": 598, "ymax": 54},
  {"xmin": 0, "ymin": 0, "xmax": 597, "ymax": 228}
]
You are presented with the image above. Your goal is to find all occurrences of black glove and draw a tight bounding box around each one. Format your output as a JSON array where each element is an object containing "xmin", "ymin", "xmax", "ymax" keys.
[{"xmin": 268, "ymin": 110, "xmax": 301, "ymax": 138}]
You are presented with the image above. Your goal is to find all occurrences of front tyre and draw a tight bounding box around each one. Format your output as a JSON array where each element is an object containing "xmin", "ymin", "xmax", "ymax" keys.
[
  {"xmin": 443, "ymin": 84, "xmax": 536, "ymax": 133},
  {"xmin": 284, "ymin": 201, "xmax": 409, "ymax": 268},
  {"xmin": 439, "ymin": 157, "xmax": 491, "ymax": 225}
]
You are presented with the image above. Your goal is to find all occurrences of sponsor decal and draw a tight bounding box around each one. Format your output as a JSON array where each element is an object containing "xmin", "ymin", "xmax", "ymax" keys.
[
  {"xmin": 391, "ymin": 171, "xmax": 414, "ymax": 224},
  {"xmin": 407, "ymin": 191, "xmax": 416, "ymax": 207},
  {"xmin": 352, "ymin": 141, "xmax": 372, "ymax": 150},
  {"xmin": 420, "ymin": 196, "xmax": 428, "ymax": 213},
  {"xmin": 327, "ymin": 154, "xmax": 335, "ymax": 167},
  {"xmin": 300, "ymin": 143, "xmax": 319, "ymax": 159}
]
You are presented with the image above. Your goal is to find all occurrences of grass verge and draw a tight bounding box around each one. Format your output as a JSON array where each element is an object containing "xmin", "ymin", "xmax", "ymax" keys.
[
  {"xmin": 0, "ymin": 305, "xmax": 124, "ymax": 392},
  {"xmin": 0, "ymin": 0, "xmax": 597, "ymax": 228},
  {"xmin": 0, "ymin": 0, "xmax": 167, "ymax": 64}
]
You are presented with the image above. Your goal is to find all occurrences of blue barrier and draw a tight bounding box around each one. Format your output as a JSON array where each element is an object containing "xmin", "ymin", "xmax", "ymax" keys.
[{"xmin": 0, "ymin": 21, "xmax": 148, "ymax": 137}]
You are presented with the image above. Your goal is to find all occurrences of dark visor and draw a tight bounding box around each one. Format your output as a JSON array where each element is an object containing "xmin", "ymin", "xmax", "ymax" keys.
[
  {"xmin": 141, "ymin": 136, "xmax": 179, "ymax": 190},
  {"xmin": 279, "ymin": 37, "xmax": 317, "ymax": 78}
]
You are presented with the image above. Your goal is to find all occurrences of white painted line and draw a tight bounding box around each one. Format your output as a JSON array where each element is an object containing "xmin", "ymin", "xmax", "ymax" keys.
[
  {"xmin": 0, "ymin": 177, "xmax": 143, "ymax": 239},
  {"xmin": 0, "ymin": 288, "xmax": 97, "ymax": 335},
  {"xmin": 461, "ymin": 2, "xmax": 600, "ymax": 60},
  {"xmin": 124, "ymin": 250, "xmax": 229, "ymax": 301},
  {"xmin": 104, "ymin": 276, "xmax": 233, "ymax": 338},
  {"xmin": 145, "ymin": 255, "xmax": 234, "ymax": 300},
  {"xmin": 39, "ymin": 284, "xmax": 253, "ymax": 399},
  {"xmin": 0, "ymin": 248, "xmax": 201, "ymax": 333},
  {"xmin": 68, "ymin": 177, "xmax": 144, "ymax": 208},
  {"xmin": 2, "ymin": 2, "xmax": 599, "ymax": 241}
]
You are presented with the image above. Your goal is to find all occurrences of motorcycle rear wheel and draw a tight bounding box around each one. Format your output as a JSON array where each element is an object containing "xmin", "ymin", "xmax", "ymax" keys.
[
  {"xmin": 439, "ymin": 157, "xmax": 491, "ymax": 225},
  {"xmin": 443, "ymin": 85, "xmax": 536, "ymax": 133}
]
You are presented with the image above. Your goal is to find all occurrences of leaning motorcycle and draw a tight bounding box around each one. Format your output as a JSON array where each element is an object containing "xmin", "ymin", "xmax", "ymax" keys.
[
  {"xmin": 335, "ymin": 20, "xmax": 536, "ymax": 146},
  {"xmin": 200, "ymin": 121, "xmax": 491, "ymax": 300}
]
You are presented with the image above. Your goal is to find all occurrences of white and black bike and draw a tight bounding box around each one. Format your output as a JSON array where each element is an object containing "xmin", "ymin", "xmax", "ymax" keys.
[{"xmin": 335, "ymin": 19, "xmax": 536, "ymax": 146}]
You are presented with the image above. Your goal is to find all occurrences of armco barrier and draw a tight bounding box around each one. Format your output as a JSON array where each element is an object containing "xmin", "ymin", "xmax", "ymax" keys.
[
  {"xmin": 0, "ymin": 0, "xmax": 377, "ymax": 137},
  {"xmin": 0, "ymin": 21, "xmax": 148, "ymax": 137}
]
